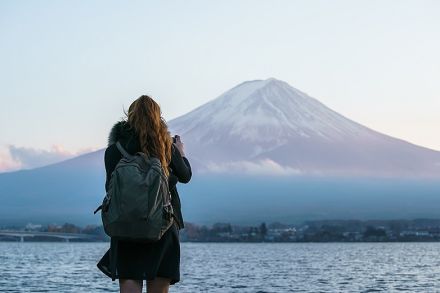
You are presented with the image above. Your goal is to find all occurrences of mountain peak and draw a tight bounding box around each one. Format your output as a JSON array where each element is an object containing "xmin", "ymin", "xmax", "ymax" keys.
[
  {"xmin": 263, "ymin": 77, "xmax": 287, "ymax": 85},
  {"xmin": 230, "ymin": 77, "xmax": 292, "ymax": 98},
  {"xmin": 169, "ymin": 78, "xmax": 369, "ymax": 144}
]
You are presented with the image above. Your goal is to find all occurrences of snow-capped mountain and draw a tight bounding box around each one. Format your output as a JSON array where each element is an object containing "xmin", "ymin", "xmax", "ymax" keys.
[{"xmin": 168, "ymin": 78, "xmax": 440, "ymax": 177}]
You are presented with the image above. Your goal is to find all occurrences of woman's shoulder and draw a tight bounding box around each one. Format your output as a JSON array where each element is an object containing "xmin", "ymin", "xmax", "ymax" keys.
[
  {"xmin": 105, "ymin": 143, "xmax": 117, "ymax": 152},
  {"xmin": 104, "ymin": 143, "xmax": 119, "ymax": 158}
]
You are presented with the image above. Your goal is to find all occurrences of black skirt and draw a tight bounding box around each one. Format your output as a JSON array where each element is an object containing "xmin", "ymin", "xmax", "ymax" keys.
[{"xmin": 97, "ymin": 222, "xmax": 180, "ymax": 285}]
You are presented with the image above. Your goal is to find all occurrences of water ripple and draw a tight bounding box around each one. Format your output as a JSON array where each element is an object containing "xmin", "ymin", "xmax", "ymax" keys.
[{"xmin": 1, "ymin": 242, "xmax": 440, "ymax": 292}]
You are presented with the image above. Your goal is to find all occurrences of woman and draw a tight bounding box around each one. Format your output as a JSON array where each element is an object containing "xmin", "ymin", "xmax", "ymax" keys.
[{"xmin": 97, "ymin": 95, "xmax": 192, "ymax": 293}]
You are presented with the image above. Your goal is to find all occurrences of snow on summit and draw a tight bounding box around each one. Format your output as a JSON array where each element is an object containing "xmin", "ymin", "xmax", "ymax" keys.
[
  {"xmin": 168, "ymin": 78, "xmax": 440, "ymax": 177},
  {"xmin": 170, "ymin": 78, "xmax": 372, "ymax": 144}
]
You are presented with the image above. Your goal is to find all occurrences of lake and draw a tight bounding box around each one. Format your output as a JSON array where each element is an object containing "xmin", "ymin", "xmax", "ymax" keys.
[{"xmin": 1, "ymin": 242, "xmax": 440, "ymax": 292}]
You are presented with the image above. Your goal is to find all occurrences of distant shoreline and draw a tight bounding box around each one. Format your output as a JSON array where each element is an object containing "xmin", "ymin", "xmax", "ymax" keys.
[
  {"xmin": 3, "ymin": 240, "xmax": 440, "ymax": 243},
  {"xmin": 3, "ymin": 218, "xmax": 440, "ymax": 243}
]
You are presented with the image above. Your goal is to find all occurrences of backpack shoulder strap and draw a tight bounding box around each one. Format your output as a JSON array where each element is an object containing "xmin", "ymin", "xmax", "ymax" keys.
[{"xmin": 116, "ymin": 141, "xmax": 134, "ymax": 159}]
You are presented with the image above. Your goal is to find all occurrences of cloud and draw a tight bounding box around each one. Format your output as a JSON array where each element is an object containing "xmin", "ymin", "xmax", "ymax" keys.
[
  {"xmin": 0, "ymin": 150, "xmax": 22, "ymax": 172},
  {"xmin": 205, "ymin": 159, "xmax": 301, "ymax": 176},
  {"xmin": 0, "ymin": 144, "xmax": 96, "ymax": 173}
]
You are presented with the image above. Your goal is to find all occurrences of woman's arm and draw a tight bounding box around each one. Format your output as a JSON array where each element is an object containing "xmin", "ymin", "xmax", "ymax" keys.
[
  {"xmin": 168, "ymin": 171, "xmax": 178, "ymax": 190},
  {"xmin": 104, "ymin": 145, "xmax": 122, "ymax": 192},
  {"xmin": 169, "ymin": 143, "xmax": 192, "ymax": 183}
]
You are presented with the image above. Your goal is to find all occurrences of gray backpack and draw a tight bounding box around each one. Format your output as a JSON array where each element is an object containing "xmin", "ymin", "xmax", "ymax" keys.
[{"xmin": 95, "ymin": 141, "xmax": 174, "ymax": 241}]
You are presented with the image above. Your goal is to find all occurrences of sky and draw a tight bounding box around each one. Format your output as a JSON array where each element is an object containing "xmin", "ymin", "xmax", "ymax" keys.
[{"xmin": 0, "ymin": 0, "xmax": 439, "ymax": 172}]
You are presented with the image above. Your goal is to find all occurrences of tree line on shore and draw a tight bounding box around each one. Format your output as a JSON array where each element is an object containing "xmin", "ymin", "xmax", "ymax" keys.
[{"xmin": 2, "ymin": 218, "xmax": 440, "ymax": 242}]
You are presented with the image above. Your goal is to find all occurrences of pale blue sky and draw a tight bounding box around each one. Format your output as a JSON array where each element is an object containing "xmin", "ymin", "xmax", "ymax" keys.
[{"xmin": 0, "ymin": 0, "xmax": 439, "ymax": 171}]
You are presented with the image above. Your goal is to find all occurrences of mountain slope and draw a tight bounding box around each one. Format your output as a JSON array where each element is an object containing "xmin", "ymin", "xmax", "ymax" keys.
[{"xmin": 0, "ymin": 150, "xmax": 106, "ymax": 225}]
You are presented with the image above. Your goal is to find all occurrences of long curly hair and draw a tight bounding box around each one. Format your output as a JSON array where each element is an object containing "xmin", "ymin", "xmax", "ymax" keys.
[{"xmin": 124, "ymin": 95, "xmax": 172, "ymax": 177}]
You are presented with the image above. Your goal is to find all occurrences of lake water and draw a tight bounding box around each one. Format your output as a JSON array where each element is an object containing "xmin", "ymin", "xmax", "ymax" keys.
[{"xmin": 1, "ymin": 242, "xmax": 440, "ymax": 292}]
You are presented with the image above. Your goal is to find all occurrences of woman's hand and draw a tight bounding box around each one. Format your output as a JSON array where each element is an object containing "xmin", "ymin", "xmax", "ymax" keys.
[
  {"xmin": 170, "ymin": 134, "xmax": 192, "ymax": 183},
  {"xmin": 173, "ymin": 135, "xmax": 185, "ymax": 157}
]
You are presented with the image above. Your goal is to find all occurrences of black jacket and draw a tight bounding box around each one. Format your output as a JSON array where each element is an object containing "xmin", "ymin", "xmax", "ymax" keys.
[{"xmin": 104, "ymin": 120, "xmax": 192, "ymax": 230}]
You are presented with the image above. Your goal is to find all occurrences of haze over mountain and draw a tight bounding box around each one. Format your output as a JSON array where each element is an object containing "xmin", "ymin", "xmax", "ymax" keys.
[
  {"xmin": 1, "ymin": 78, "xmax": 440, "ymax": 226},
  {"xmin": 168, "ymin": 78, "xmax": 440, "ymax": 178}
]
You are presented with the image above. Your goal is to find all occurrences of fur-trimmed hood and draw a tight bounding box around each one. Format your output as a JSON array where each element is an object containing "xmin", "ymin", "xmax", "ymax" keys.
[{"xmin": 107, "ymin": 120, "xmax": 135, "ymax": 146}]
